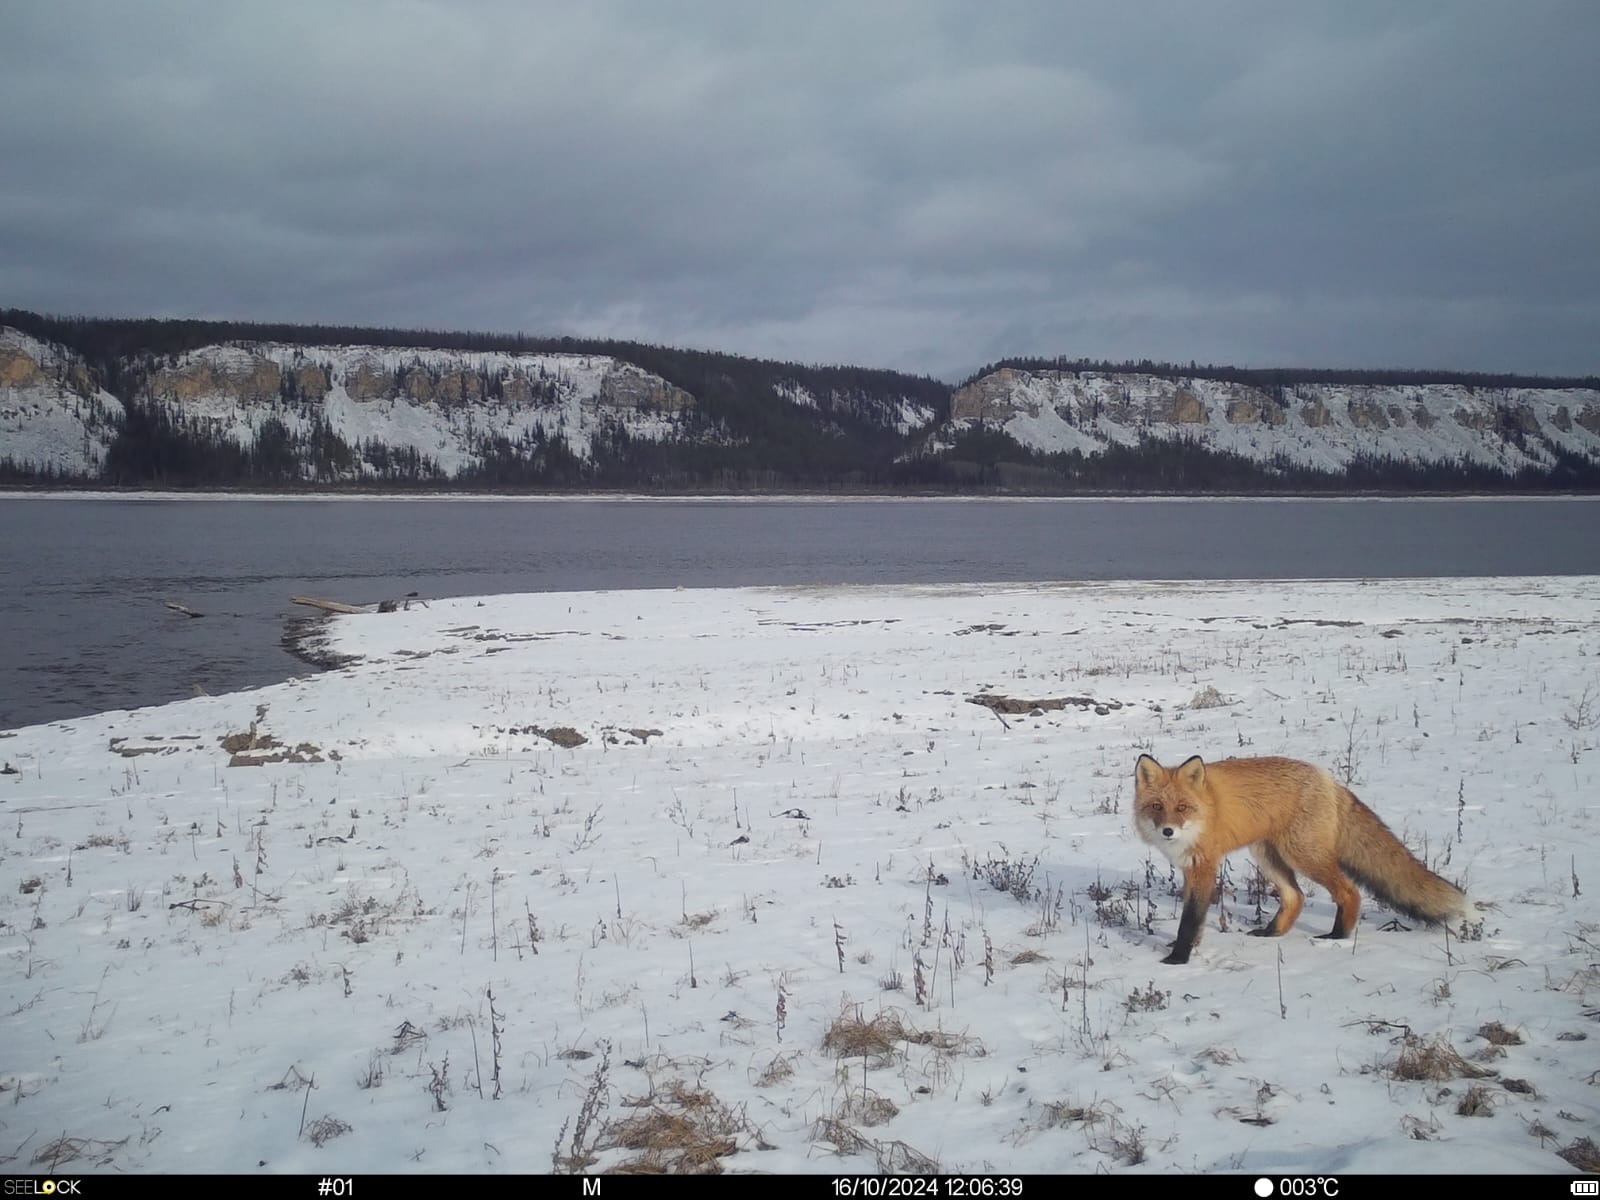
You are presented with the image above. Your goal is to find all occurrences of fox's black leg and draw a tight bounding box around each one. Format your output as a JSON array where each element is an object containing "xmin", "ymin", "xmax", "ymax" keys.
[
  {"xmin": 1314, "ymin": 912, "xmax": 1354, "ymax": 940},
  {"xmin": 1162, "ymin": 864, "xmax": 1215, "ymax": 964}
]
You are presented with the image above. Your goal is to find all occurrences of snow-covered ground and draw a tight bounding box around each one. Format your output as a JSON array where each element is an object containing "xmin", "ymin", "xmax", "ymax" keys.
[{"xmin": 2, "ymin": 579, "xmax": 1598, "ymax": 1176}]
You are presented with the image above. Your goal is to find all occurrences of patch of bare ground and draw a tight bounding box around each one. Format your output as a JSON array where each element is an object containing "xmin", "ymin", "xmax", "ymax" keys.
[
  {"xmin": 496, "ymin": 724, "xmax": 588, "ymax": 748},
  {"xmin": 968, "ymin": 692, "xmax": 1123, "ymax": 716},
  {"xmin": 218, "ymin": 708, "xmax": 324, "ymax": 765},
  {"xmin": 229, "ymin": 743, "xmax": 326, "ymax": 767},
  {"xmin": 601, "ymin": 726, "xmax": 663, "ymax": 744}
]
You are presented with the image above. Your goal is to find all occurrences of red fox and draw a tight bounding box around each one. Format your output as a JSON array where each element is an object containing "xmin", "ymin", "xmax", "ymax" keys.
[{"xmin": 1133, "ymin": 754, "xmax": 1472, "ymax": 964}]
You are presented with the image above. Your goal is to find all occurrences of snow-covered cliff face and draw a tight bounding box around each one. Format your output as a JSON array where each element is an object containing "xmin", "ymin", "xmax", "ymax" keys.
[
  {"xmin": 5, "ymin": 324, "xmax": 1597, "ymax": 486},
  {"xmin": 1, "ymin": 327, "xmax": 944, "ymax": 483},
  {"xmin": 941, "ymin": 368, "xmax": 1600, "ymax": 475},
  {"xmin": 0, "ymin": 329, "xmax": 124, "ymax": 476},
  {"xmin": 134, "ymin": 342, "xmax": 711, "ymax": 477}
]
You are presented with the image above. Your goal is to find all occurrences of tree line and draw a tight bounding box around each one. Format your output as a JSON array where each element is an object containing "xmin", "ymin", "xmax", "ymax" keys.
[{"xmin": 964, "ymin": 353, "xmax": 1600, "ymax": 394}]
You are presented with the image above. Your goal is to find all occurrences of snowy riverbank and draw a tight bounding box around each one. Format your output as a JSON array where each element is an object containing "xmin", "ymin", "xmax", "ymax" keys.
[{"xmin": 2, "ymin": 578, "xmax": 1597, "ymax": 1175}]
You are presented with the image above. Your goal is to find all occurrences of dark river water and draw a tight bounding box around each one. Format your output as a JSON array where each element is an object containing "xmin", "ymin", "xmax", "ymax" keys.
[{"xmin": 3, "ymin": 494, "xmax": 1598, "ymax": 730}]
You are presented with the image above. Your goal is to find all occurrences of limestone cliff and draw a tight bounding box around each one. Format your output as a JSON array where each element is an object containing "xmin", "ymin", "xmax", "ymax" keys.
[
  {"xmin": 118, "ymin": 341, "xmax": 713, "ymax": 480},
  {"xmin": 931, "ymin": 366, "xmax": 1600, "ymax": 478},
  {"xmin": 0, "ymin": 329, "xmax": 124, "ymax": 476}
]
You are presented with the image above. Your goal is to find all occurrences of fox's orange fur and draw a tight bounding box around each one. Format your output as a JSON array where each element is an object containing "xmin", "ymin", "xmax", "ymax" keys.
[{"xmin": 1133, "ymin": 754, "xmax": 1471, "ymax": 964}]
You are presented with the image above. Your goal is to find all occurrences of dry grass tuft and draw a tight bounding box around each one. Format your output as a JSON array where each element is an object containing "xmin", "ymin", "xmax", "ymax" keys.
[
  {"xmin": 755, "ymin": 1053, "xmax": 797, "ymax": 1087},
  {"xmin": 1041, "ymin": 1098, "xmax": 1110, "ymax": 1129},
  {"xmin": 305, "ymin": 1115, "xmax": 353, "ymax": 1146},
  {"xmin": 1477, "ymin": 1021, "xmax": 1524, "ymax": 1046},
  {"xmin": 32, "ymin": 1135, "xmax": 130, "ymax": 1170},
  {"xmin": 901, "ymin": 1025, "xmax": 983, "ymax": 1054},
  {"xmin": 875, "ymin": 1139, "xmax": 941, "ymax": 1174},
  {"xmin": 811, "ymin": 1116, "xmax": 939, "ymax": 1175},
  {"xmin": 814, "ymin": 1005, "xmax": 989, "ymax": 1058},
  {"xmin": 1455, "ymin": 1084, "xmax": 1496, "ymax": 1117},
  {"xmin": 838, "ymin": 1089, "xmax": 900, "ymax": 1127},
  {"xmin": 813, "ymin": 1115, "xmax": 873, "ymax": 1158},
  {"xmin": 1009, "ymin": 949, "xmax": 1047, "ymax": 965},
  {"xmin": 822, "ymin": 1009, "xmax": 903, "ymax": 1065},
  {"xmin": 1401, "ymin": 1112, "xmax": 1442, "ymax": 1141},
  {"xmin": 1390, "ymin": 1034, "xmax": 1494, "ymax": 1082},
  {"xmin": 598, "ymin": 1079, "xmax": 747, "ymax": 1175},
  {"xmin": 608, "ymin": 1158, "xmax": 671, "ymax": 1175},
  {"xmin": 1559, "ymin": 1136, "xmax": 1600, "ymax": 1172},
  {"xmin": 821, "ymin": 1004, "xmax": 988, "ymax": 1063}
]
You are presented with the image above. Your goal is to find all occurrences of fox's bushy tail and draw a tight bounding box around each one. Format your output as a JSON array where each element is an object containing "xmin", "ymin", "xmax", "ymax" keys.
[{"xmin": 1336, "ymin": 789, "xmax": 1470, "ymax": 925}]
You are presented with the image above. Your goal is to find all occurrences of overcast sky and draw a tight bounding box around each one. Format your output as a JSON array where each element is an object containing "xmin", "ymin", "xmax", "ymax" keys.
[{"xmin": 2, "ymin": 2, "xmax": 1596, "ymax": 380}]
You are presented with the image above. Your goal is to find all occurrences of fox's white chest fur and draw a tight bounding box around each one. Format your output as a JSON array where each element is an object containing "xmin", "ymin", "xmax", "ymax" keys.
[{"xmin": 1136, "ymin": 812, "xmax": 1204, "ymax": 870}]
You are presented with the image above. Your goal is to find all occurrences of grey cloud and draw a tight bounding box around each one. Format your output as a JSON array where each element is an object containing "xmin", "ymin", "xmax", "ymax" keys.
[{"xmin": 1, "ymin": 0, "xmax": 1594, "ymax": 377}]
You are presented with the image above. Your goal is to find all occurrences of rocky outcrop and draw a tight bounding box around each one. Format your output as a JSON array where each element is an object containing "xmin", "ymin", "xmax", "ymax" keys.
[
  {"xmin": 345, "ymin": 358, "xmax": 395, "ymax": 402},
  {"xmin": 1300, "ymin": 400, "xmax": 1333, "ymax": 428},
  {"xmin": 0, "ymin": 343, "xmax": 44, "ymax": 388},
  {"xmin": 599, "ymin": 364, "xmax": 695, "ymax": 413},
  {"xmin": 1348, "ymin": 398, "xmax": 1390, "ymax": 430},
  {"xmin": 149, "ymin": 357, "xmax": 282, "ymax": 404},
  {"xmin": 402, "ymin": 367, "xmax": 483, "ymax": 407},
  {"xmin": 1155, "ymin": 388, "xmax": 1207, "ymax": 424},
  {"xmin": 1223, "ymin": 390, "xmax": 1287, "ymax": 426},
  {"xmin": 289, "ymin": 364, "xmax": 330, "ymax": 400},
  {"xmin": 951, "ymin": 368, "xmax": 1030, "ymax": 422},
  {"xmin": 1225, "ymin": 397, "xmax": 1260, "ymax": 425}
]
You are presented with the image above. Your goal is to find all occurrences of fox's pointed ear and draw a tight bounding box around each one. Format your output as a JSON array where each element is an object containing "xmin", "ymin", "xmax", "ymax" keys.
[
  {"xmin": 1134, "ymin": 754, "xmax": 1163, "ymax": 787},
  {"xmin": 1177, "ymin": 755, "xmax": 1206, "ymax": 787}
]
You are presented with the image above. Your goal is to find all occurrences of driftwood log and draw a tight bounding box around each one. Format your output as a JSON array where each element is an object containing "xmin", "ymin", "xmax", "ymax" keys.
[
  {"xmin": 290, "ymin": 596, "xmax": 369, "ymax": 615},
  {"xmin": 164, "ymin": 601, "xmax": 204, "ymax": 618}
]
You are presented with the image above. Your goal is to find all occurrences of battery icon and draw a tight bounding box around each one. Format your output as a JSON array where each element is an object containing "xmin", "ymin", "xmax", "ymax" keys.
[{"xmin": 1571, "ymin": 1182, "xmax": 1598, "ymax": 1195}]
